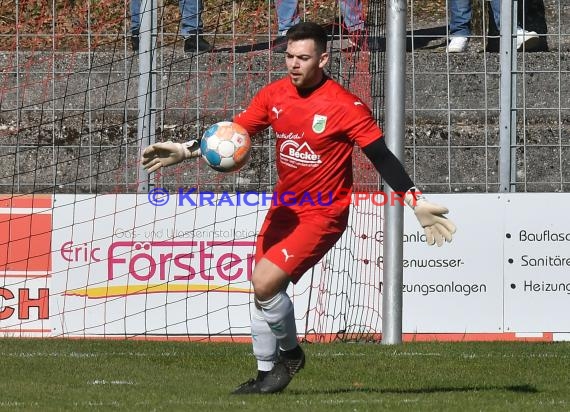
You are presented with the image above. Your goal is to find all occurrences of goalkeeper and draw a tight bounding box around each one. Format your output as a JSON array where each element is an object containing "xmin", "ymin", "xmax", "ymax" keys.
[{"xmin": 142, "ymin": 21, "xmax": 456, "ymax": 395}]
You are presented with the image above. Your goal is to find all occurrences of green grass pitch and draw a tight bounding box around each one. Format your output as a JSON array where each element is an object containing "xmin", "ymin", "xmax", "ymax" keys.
[{"xmin": 1, "ymin": 338, "xmax": 569, "ymax": 411}]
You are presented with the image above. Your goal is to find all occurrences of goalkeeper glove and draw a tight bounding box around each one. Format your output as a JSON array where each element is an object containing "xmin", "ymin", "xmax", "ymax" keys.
[
  {"xmin": 141, "ymin": 140, "xmax": 201, "ymax": 173},
  {"xmin": 404, "ymin": 188, "xmax": 457, "ymax": 247}
]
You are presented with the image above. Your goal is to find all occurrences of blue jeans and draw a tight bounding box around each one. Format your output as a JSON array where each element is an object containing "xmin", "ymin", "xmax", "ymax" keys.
[
  {"xmin": 275, "ymin": 0, "xmax": 363, "ymax": 35},
  {"xmin": 449, "ymin": 0, "xmax": 500, "ymax": 36},
  {"xmin": 131, "ymin": 0, "xmax": 203, "ymax": 36},
  {"xmin": 340, "ymin": 0, "xmax": 364, "ymax": 32}
]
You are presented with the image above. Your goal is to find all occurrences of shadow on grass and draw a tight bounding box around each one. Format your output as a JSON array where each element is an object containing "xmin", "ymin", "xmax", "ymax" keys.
[{"xmin": 289, "ymin": 384, "xmax": 538, "ymax": 395}]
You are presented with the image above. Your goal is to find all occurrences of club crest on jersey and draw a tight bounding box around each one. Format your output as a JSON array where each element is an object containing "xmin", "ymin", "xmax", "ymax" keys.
[{"xmin": 312, "ymin": 115, "xmax": 327, "ymax": 134}]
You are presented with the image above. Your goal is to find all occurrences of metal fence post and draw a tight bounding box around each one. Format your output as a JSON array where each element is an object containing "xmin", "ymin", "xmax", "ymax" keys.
[
  {"xmin": 499, "ymin": 0, "xmax": 517, "ymax": 192},
  {"xmin": 137, "ymin": 0, "xmax": 157, "ymax": 193},
  {"xmin": 381, "ymin": 0, "xmax": 407, "ymax": 345}
]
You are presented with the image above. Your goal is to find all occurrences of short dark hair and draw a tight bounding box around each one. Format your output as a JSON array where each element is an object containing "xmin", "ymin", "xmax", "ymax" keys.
[{"xmin": 285, "ymin": 22, "xmax": 328, "ymax": 53}]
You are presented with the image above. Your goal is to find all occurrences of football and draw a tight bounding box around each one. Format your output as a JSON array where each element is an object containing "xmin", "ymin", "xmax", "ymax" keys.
[{"xmin": 200, "ymin": 121, "xmax": 251, "ymax": 172}]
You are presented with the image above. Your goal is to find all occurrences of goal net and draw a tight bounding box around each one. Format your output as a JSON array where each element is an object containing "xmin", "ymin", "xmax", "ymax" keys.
[{"xmin": 0, "ymin": 0, "xmax": 385, "ymax": 341}]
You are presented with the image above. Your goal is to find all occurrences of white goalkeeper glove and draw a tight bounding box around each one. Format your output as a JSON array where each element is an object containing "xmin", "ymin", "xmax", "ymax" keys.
[
  {"xmin": 404, "ymin": 188, "xmax": 457, "ymax": 247},
  {"xmin": 141, "ymin": 140, "xmax": 201, "ymax": 173}
]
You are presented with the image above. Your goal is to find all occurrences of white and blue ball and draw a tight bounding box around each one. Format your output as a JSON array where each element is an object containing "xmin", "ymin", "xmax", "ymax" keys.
[{"xmin": 200, "ymin": 121, "xmax": 251, "ymax": 172}]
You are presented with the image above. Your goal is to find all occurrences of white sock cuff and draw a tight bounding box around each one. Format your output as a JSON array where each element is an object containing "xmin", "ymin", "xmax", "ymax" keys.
[
  {"xmin": 257, "ymin": 291, "xmax": 288, "ymax": 310},
  {"xmin": 257, "ymin": 361, "xmax": 274, "ymax": 372}
]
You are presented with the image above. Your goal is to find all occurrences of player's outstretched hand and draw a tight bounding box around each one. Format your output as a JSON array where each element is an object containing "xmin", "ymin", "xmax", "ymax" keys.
[
  {"xmin": 405, "ymin": 191, "xmax": 457, "ymax": 247},
  {"xmin": 141, "ymin": 140, "xmax": 201, "ymax": 173}
]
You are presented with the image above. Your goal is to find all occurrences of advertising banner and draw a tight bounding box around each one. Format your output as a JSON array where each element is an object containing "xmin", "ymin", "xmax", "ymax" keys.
[
  {"xmin": 51, "ymin": 194, "xmax": 263, "ymax": 337},
  {"xmin": 0, "ymin": 195, "xmax": 52, "ymax": 336},
  {"xmin": 1, "ymin": 193, "xmax": 568, "ymax": 340},
  {"xmin": 503, "ymin": 194, "xmax": 570, "ymax": 332},
  {"xmin": 401, "ymin": 194, "xmax": 505, "ymax": 333}
]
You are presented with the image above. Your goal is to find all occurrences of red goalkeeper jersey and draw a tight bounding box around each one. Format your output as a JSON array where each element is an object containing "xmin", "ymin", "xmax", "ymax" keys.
[{"xmin": 233, "ymin": 76, "xmax": 382, "ymax": 216}]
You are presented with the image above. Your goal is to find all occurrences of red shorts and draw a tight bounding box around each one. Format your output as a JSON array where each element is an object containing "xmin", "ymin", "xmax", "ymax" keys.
[{"xmin": 255, "ymin": 206, "xmax": 348, "ymax": 283}]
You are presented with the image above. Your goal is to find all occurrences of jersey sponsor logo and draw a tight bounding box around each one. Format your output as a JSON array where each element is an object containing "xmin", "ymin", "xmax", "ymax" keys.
[
  {"xmin": 279, "ymin": 140, "xmax": 322, "ymax": 168},
  {"xmin": 312, "ymin": 114, "xmax": 327, "ymax": 134},
  {"xmin": 276, "ymin": 132, "xmax": 303, "ymax": 140}
]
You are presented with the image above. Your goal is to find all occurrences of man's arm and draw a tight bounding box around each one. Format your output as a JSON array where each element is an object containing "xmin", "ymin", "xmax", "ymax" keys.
[
  {"xmin": 362, "ymin": 138, "xmax": 457, "ymax": 246},
  {"xmin": 361, "ymin": 138, "xmax": 414, "ymax": 193},
  {"xmin": 142, "ymin": 85, "xmax": 272, "ymax": 173}
]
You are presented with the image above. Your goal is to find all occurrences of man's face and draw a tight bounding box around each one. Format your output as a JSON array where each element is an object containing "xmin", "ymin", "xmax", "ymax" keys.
[{"xmin": 285, "ymin": 39, "xmax": 329, "ymax": 89}]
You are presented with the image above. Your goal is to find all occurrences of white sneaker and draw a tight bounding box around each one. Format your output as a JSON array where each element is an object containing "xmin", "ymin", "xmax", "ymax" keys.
[
  {"xmin": 516, "ymin": 28, "xmax": 539, "ymax": 51},
  {"xmin": 447, "ymin": 36, "xmax": 469, "ymax": 53}
]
